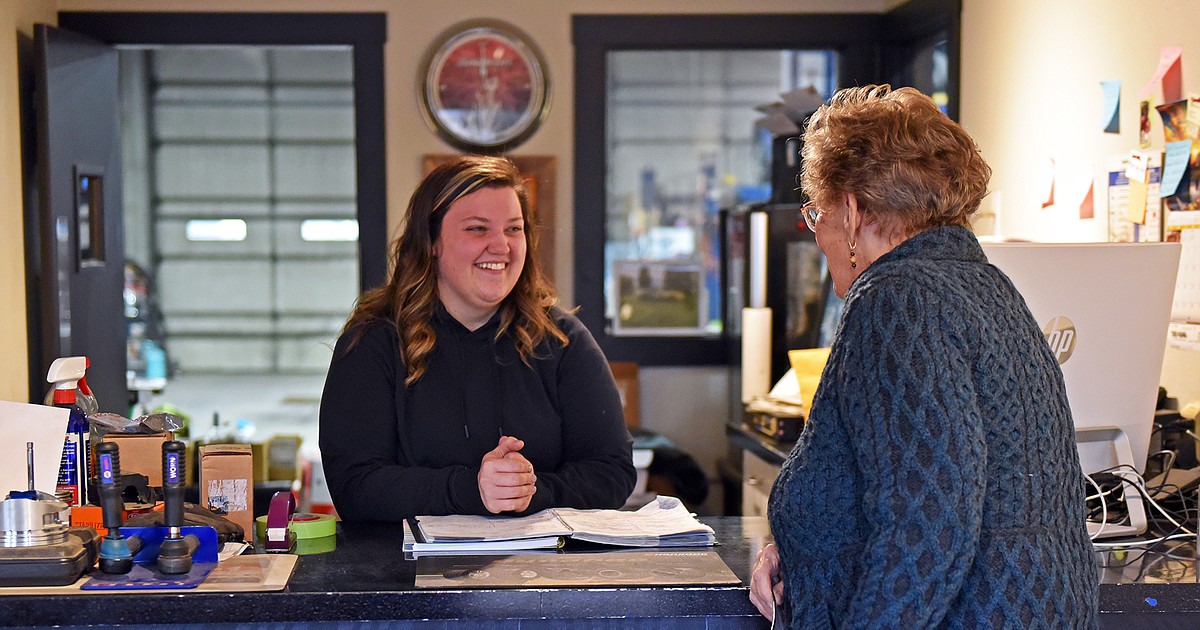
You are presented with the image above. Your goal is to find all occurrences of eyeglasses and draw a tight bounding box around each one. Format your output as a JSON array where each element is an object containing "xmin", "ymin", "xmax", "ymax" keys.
[{"xmin": 801, "ymin": 201, "xmax": 823, "ymax": 232}]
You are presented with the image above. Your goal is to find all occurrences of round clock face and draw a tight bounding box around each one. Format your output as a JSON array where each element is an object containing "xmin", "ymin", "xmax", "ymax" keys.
[{"xmin": 421, "ymin": 24, "xmax": 550, "ymax": 151}]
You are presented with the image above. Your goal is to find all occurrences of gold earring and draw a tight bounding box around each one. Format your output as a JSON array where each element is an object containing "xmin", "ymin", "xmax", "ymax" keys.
[{"xmin": 848, "ymin": 238, "xmax": 858, "ymax": 269}]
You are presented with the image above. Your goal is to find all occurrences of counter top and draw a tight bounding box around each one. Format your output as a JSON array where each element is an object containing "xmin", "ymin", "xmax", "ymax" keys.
[
  {"xmin": 0, "ymin": 518, "xmax": 773, "ymax": 628},
  {"xmin": 0, "ymin": 514, "xmax": 1197, "ymax": 628},
  {"xmin": 727, "ymin": 420, "xmax": 792, "ymax": 466}
]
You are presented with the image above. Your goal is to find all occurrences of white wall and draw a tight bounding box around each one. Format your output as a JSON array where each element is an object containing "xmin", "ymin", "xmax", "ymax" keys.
[{"xmin": 961, "ymin": 0, "xmax": 1200, "ymax": 410}]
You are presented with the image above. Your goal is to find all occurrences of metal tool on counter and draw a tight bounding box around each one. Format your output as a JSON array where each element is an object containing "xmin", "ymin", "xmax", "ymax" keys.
[
  {"xmin": 7, "ymin": 443, "xmax": 38, "ymax": 501},
  {"xmin": 0, "ymin": 442, "xmax": 97, "ymax": 586},
  {"xmin": 155, "ymin": 440, "xmax": 198, "ymax": 574},
  {"xmin": 94, "ymin": 441, "xmax": 142, "ymax": 574}
]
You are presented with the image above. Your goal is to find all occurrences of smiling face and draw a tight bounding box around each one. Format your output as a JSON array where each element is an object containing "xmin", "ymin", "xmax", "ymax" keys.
[{"xmin": 433, "ymin": 185, "xmax": 527, "ymax": 329}]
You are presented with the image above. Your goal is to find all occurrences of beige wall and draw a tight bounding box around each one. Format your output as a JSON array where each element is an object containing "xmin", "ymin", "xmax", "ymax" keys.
[
  {"xmin": 0, "ymin": 0, "xmax": 56, "ymax": 401},
  {"xmin": 960, "ymin": 0, "xmax": 1200, "ymax": 411},
  {"xmin": 12, "ymin": 1, "xmax": 1197, "ymax": 413}
]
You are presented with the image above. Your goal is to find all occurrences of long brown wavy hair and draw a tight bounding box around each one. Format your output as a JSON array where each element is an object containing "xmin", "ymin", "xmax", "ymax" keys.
[{"xmin": 341, "ymin": 155, "xmax": 567, "ymax": 386}]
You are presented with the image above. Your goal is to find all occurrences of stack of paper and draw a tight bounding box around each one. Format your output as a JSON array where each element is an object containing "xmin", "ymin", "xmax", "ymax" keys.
[{"xmin": 405, "ymin": 496, "xmax": 715, "ymax": 554}]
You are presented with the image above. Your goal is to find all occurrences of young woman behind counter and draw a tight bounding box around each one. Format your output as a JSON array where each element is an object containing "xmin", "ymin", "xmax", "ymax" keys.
[{"xmin": 319, "ymin": 155, "xmax": 636, "ymax": 522}]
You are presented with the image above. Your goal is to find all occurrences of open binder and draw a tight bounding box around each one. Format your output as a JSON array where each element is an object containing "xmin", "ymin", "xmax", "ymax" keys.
[{"xmin": 404, "ymin": 496, "xmax": 715, "ymax": 555}]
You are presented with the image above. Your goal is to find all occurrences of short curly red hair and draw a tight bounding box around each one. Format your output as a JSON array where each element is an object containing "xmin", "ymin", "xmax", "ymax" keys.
[{"xmin": 800, "ymin": 85, "xmax": 991, "ymax": 238}]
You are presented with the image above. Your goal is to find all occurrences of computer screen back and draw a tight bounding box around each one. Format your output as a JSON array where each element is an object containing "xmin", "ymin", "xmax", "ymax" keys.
[{"xmin": 981, "ymin": 241, "xmax": 1181, "ymax": 475}]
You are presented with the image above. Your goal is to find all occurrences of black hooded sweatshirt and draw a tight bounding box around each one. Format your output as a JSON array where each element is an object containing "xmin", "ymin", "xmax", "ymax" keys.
[{"xmin": 319, "ymin": 304, "xmax": 636, "ymax": 522}]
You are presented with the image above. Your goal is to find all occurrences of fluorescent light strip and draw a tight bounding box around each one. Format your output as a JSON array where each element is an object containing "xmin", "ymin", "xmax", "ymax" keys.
[
  {"xmin": 301, "ymin": 219, "xmax": 359, "ymax": 242},
  {"xmin": 186, "ymin": 219, "xmax": 247, "ymax": 242}
]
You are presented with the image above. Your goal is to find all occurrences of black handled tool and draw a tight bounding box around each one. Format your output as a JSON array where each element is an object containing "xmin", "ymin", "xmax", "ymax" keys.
[
  {"xmin": 155, "ymin": 440, "xmax": 197, "ymax": 574},
  {"xmin": 95, "ymin": 441, "xmax": 141, "ymax": 574}
]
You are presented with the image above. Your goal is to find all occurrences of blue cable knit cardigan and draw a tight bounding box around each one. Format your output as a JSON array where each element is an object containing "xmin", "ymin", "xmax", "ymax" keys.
[{"xmin": 768, "ymin": 226, "xmax": 1099, "ymax": 629}]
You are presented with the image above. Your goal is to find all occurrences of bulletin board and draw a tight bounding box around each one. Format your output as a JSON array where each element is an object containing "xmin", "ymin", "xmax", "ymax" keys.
[
  {"xmin": 1098, "ymin": 46, "xmax": 1200, "ymax": 346},
  {"xmin": 1173, "ymin": 229, "xmax": 1200, "ymax": 322}
]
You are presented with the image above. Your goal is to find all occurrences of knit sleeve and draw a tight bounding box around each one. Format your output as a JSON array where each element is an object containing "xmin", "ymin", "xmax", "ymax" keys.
[{"xmin": 836, "ymin": 276, "xmax": 989, "ymax": 628}]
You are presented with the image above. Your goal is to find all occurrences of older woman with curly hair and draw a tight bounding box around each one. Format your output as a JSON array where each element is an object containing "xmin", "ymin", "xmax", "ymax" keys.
[
  {"xmin": 749, "ymin": 86, "xmax": 1098, "ymax": 628},
  {"xmin": 320, "ymin": 155, "xmax": 635, "ymax": 522}
]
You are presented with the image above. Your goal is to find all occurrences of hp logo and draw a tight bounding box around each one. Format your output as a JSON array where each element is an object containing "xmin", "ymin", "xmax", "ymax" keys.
[{"xmin": 1042, "ymin": 315, "xmax": 1076, "ymax": 365}]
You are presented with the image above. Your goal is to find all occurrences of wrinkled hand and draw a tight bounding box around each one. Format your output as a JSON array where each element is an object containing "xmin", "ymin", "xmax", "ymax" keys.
[
  {"xmin": 749, "ymin": 543, "xmax": 785, "ymax": 620},
  {"xmin": 478, "ymin": 435, "xmax": 537, "ymax": 514}
]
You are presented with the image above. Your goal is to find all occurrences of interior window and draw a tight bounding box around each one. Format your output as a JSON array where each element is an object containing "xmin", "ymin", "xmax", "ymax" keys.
[
  {"xmin": 119, "ymin": 45, "xmax": 358, "ymax": 446},
  {"xmin": 603, "ymin": 50, "xmax": 836, "ymax": 338}
]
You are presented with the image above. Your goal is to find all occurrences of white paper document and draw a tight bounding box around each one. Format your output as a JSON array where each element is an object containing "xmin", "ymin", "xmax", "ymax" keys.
[
  {"xmin": 411, "ymin": 496, "xmax": 715, "ymax": 552},
  {"xmin": 0, "ymin": 401, "xmax": 70, "ymax": 495}
]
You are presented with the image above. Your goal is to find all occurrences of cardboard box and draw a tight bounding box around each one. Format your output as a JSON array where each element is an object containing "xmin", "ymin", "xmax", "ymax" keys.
[
  {"xmin": 266, "ymin": 435, "xmax": 302, "ymax": 482},
  {"xmin": 97, "ymin": 432, "xmax": 173, "ymax": 487},
  {"xmin": 200, "ymin": 443, "xmax": 254, "ymax": 537},
  {"xmin": 250, "ymin": 443, "xmax": 268, "ymax": 483}
]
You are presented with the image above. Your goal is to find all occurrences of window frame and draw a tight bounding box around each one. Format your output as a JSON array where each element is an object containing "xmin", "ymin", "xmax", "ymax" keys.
[
  {"xmin": 572, "ymin": 13, "xmax": 882, "ymax": 366},
  {"xmin": 57, "ymin": 11, "xmax": 388, "ymax": 293}
]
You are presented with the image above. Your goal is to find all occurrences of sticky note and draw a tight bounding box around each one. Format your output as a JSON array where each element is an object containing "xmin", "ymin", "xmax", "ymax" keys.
[
  {"xmin": 1128, "ymin": 178, "xmax": 1148, "ymax": 224},
  {"xmin": 1161, "ymin": 140, "xmax": 1191, "ymax": 198},
  {"xmin": 1080, "ymin": 180, "xmax": 1095, "ymax": 220},
  {"xmin": 1100, "ymin": 80, "xmax": 1120, "ymax": 133},
  {"xmin": 1140, "ymin": 46, "xmax": 1183, "ymax": 103}
]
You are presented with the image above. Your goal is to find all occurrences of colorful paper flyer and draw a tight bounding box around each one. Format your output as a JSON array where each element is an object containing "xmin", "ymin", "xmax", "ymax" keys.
[
  {"xmin": 1140, "ymin": 101, "xmax": 1152, "ymax": 149},
  {"xmin": 1187, "ymin": 94, "xmax": 1200, "ymax": 138},
  {"xmin": 1157, "ymin": 99, "xmax": 1189, "ymax": 142},
  {"xmin": 1108, "ymin": 153, "xmax": 1162, "ymax": 242}
]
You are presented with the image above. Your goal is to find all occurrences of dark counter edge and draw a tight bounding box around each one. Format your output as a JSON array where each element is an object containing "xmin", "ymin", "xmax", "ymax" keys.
[
  {"xmin": 1, "ymin": 583, "xmax": 1195, "ymax": 626},
  {"xmin": 0, "ymin": 587, "xmax": 761, "ymax": 625},
  {"xmin": 0, "ymin": 511, "xmax": 1196, "ymax": 624},
  {"xmin": 0, "ymin": 518, "xmax": 770, "ymax": 626}
]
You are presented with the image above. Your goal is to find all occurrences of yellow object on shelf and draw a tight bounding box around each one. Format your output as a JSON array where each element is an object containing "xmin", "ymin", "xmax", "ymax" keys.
[{"xmin": 787, "ymin": 347, "xmax": 832, "ymax": 413}]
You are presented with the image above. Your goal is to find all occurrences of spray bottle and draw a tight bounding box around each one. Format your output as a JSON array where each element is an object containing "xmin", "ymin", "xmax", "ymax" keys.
[
  {"xmin": 42, "ymin": 358, "xmax": 98, "ymax": 415},
  {"xmin": 47, "ymin": 357, "xmax": 91, "ymax": 507}
]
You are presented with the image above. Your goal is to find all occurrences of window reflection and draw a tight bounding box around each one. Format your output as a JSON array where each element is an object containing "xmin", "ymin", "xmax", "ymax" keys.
[{"xmin": 604, "ymin": 50, "xmax": 837, "ymax": 337}]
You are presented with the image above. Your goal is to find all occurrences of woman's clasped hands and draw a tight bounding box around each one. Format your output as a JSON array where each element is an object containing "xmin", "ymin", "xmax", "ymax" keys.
[{"xmin": 478, "ymin": 435, "xmax": 538, "ymax": 513}]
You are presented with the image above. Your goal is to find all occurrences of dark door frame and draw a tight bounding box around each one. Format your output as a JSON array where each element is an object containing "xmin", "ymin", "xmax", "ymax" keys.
[
  {"xmin": 56, "ymin": 12, "xmax": 388, "ymax": 293},
  {"xmin": 883, "ymin": 0, "xmax": 962, "ymax": 121},
  {"xmin": 29, "ymin": 25, "xmax": 127, "ymax": 408}
]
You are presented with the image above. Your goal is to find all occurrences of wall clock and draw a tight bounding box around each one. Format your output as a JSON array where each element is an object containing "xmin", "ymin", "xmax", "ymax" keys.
[{"xmin": 420, "ymin": 20, "xmax": 550, "ymax": 153}]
